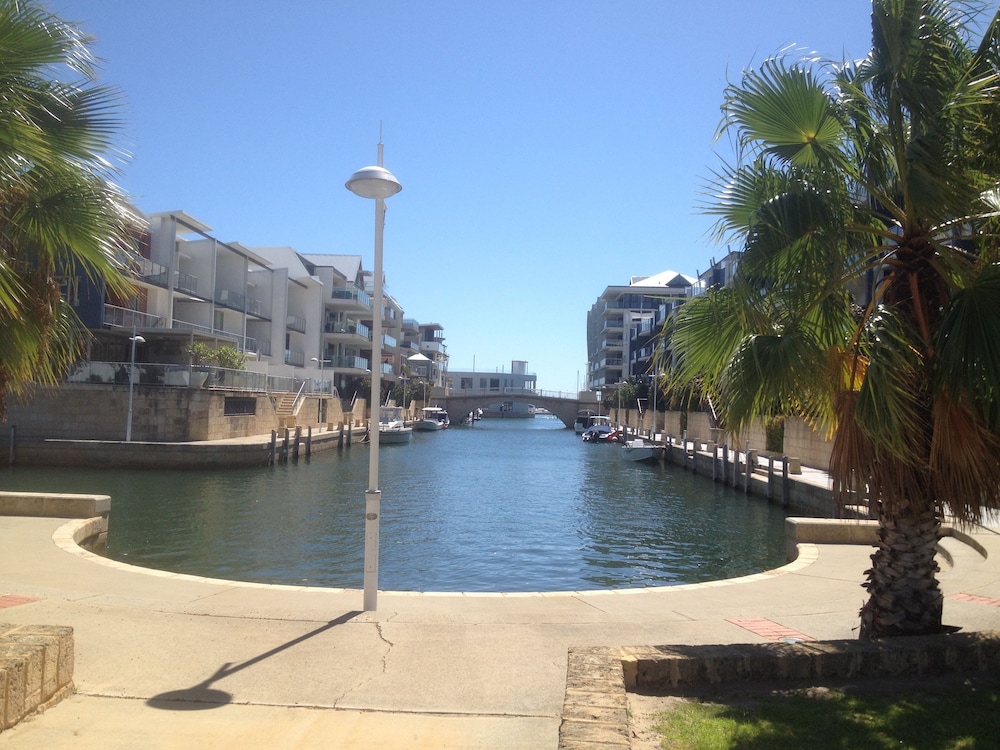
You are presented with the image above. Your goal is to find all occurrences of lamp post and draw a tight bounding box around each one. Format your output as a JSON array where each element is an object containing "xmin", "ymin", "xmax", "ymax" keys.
[
  {"xmin": 346, "ymin": 143, "xmax": 402, "ymax": 612},
  {"xmin": 126, "ymin": 331, "xmax": 145, "ymax": 442},
  {"xmin": 310, "ymin": 356, "xmax": 328, "ymax": 394}
]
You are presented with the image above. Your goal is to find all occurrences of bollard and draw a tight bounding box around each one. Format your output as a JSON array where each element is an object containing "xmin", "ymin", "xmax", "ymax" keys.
[
  {"xmin": 306, "ymin": 426, "xmax": 312, "ymax": 457},
  {"xmin": 782, "ymin": 458, "xmax": 790, "ymax": 507},
  {"xmin": 282, "ymin": 428, "xmax": 290, "ymax": 463},
  {"xmin": 270, "ymin": 430, "xmax": 277, "ymax": 465},
  {"xmin": 767, "ymin": 456, "xmax": 775, "ymax": 501},
  {"xmin": 293, "ymin": 426, "xmax": 302, "ymax": 460},
  {"xmin": 721, "ymin": 444, "xmax": 729, "ymax": 485}
]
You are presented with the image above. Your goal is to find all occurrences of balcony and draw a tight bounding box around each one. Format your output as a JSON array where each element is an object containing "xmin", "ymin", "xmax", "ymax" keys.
[
  {"xmin": 284, "ymin": 349, "xmax": 305, "ymax": 367},
  {"xmin": 171, "ymin": 319, "xmax": 257, "ymax": 354},
  {"xmin": 324, "ymin": 320, "xmax": 369, "ymax": 339},
  {"xmin": 103, "ymin": 304, "xmax": 164, "ymax": 330},
  {"xmin": 175, "ymin": 271, "xmax": 198, "ymax": 295},
  {"xmin": 330, "ymin": 355, "xmax": 369, "ymax": 371},
  {"xmin": 285, "ymin": 314, "xmax": 307, "ymax": 333},
  {"xmin": 331, "ymin": 286, "xmax": 371, "ymax": 311}
]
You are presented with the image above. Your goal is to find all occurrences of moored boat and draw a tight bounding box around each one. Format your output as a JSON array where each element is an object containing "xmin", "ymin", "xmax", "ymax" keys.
[
  {"xmin": 378, "ymin": 406, "xmax": 413, "ymax": 444},
  {"xmin": 622, "ymin": 437, "xmax": 658, "ymax": 462},
  {"xmin": 413, "ymin": 406, "xmax": 450, "ymax": 431}
]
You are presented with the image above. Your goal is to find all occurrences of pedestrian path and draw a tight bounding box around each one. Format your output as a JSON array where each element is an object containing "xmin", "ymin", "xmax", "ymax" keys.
[{"xmin": 0, "ymin": 513, "xmax": 998, "ymax": 749}]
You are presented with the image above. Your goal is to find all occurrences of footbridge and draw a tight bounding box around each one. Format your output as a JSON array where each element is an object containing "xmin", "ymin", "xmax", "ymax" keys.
[{"xmin": 434, "ymin": 390, "xmax": 596, "ymax": 429}]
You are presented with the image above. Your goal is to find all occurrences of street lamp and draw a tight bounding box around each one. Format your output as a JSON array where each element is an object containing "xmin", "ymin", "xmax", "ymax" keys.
[
  {"xmin": 347, "ymin": 142, "xmax": 402, "ymax": 612},
  {"xmin": 310, "ymin": 356, "xmax": 328, "ymax": 394},
  {"xmin": 126, "ymin": 331, "xmax": 145, "ymax": 442}
]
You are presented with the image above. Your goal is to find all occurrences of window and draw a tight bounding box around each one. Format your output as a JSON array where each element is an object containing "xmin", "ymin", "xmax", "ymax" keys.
[{"xmin": 224, "ymin": 397, "xmax": 256, "ymax": 416}]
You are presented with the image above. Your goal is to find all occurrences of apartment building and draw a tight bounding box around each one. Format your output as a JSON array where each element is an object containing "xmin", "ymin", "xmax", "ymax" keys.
[
  {"xmin": 401, "ymin": 321, "xmax": 448, "ymax": 387},
  {"xmin": 585, "ymin": 269, "xmax": 695, "ymax": 389},
  {"xmin": 75, "ymin": 209, "xmax": 446, "ymax": 398}
]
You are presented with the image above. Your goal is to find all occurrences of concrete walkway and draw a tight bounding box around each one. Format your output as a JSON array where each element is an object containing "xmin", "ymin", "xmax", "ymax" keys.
[{"xmin": 1, "ymin": 514, "xmax": 999, "ymax": 749}]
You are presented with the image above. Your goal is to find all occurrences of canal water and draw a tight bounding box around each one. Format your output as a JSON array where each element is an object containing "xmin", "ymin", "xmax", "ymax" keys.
[{"xmin": 0, "ymin": 416, "xmax": 791, "ymax": 592}]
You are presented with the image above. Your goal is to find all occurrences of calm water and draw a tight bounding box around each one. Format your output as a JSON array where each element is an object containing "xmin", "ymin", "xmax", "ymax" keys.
[{"xmin": 0, "ymin": 417, "xmax": 791, "ymax": 591}]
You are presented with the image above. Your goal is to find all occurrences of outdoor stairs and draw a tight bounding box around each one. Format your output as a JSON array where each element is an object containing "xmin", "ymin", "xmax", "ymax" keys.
[{"xmin": 273, "ymin": 393, "xmax": 299, "ymax": 428}]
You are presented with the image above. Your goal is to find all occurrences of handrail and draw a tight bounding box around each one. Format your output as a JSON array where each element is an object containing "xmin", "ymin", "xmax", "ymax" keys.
[{"xmin": 291, "ymin": 380, "xmax": 308, "ymax": 414}]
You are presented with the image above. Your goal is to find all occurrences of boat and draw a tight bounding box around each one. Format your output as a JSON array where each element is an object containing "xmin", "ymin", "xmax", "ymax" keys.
[
  {"xmin": 581, "ymin": 420, "xmax": 622, "ymax": 443},
  {"xmin": 413, "ymin": 406, "xmax": 450, "ymax": 431},
  {"xmin": 378, "ymin": 406, "xmax": 413, "ymax": 444},
  {"xmin": 574, "ymin": 410, "xmax": 611, "ymax": 434},
  {"xmin": 623, "ymin": 436, "xmax": 659, "ymax": 462}
]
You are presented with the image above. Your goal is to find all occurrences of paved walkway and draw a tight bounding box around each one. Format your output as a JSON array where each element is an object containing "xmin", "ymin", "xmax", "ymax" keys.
[{"xmin": 1, "ymin": 513, "xmax": 999, "ymax": 749}]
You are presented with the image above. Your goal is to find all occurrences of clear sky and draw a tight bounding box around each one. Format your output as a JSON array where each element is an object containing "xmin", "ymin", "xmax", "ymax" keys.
[{"xmin": 54, "ymin": 0, "xmax": 884, "ymax": 394}]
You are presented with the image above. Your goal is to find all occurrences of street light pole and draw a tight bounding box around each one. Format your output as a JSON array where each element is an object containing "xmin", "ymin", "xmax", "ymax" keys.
[
  {"xmin": 346, "ymin": 142, "xmax": 402, "ymax": 612},
  {"xmin": 126, "ymin": 330, "xmax": 145, "ymax": 442}
]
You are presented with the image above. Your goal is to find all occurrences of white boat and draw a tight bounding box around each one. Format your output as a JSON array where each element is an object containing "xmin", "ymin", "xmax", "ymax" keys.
[
  {"xmin": 413, "ymin": 406, "xmax": 449, "ymax": 431},
  {"xmin": 378, "ymin": 406, "xmax": 413, "ymax": 444},
  {"xmin": 577, "ymin": 414, "xmax": 612, "ymax": 435},
  {"xmin": 623, "ymin": 437, "xmax": 659, "ymax": 462}
]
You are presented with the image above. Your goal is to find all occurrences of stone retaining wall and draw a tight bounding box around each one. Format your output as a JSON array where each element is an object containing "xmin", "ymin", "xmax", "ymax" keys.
[
  {"xmin": 0, "ymin": 623, "xmax": 74, "ymax": 732},
  {"xmin": 0, "ymin": 492, "xmax": 108, "ymax": 731},
  {"xmin": 559, "ymin": 631, "xmax": 1000, "ymax": 749}
]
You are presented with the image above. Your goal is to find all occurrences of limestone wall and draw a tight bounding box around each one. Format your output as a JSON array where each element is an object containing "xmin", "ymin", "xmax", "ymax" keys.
[
  {"xmin": 3, "ymin": 386, "xmax": 350, "ymax": 443},
  {"xmin": 605, "ymin": 407, "xmax": 833, "ymax": 470}
]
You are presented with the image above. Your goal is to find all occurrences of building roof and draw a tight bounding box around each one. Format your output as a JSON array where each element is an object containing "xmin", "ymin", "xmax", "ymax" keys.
[
  {"xmin": 628, "ymin": 269, "xmax": 696, "ymax": 288},
  {"xmin": 302, "ymin": 254, "xmax": 363, "ymax": 283}
]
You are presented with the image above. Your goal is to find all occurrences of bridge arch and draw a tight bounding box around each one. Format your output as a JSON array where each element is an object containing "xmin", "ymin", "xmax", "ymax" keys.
[{"xmin": 434, "ymin": 392, "xmax": 593, "ymax": 429}]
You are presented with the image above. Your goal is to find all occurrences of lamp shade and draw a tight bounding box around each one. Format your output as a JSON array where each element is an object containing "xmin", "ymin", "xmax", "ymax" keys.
[{"xmin": 346, "ymin": 165, "xmax": 402, "ymax": 200}]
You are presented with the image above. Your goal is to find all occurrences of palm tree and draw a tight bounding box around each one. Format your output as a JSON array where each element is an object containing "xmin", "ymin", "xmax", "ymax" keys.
[
  {"xmin": 0, "ymin": 0, "xmax": 142, "ymax": 419},
  {"xmin": 669, "ymin": 0, "xmax": 1000, "ymax": 638}
]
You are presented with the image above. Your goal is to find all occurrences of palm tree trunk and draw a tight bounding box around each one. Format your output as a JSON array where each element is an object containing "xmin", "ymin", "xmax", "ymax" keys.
[{"xmin": 859, "ymin": 505, "xmax": 943, "ymax": 639}]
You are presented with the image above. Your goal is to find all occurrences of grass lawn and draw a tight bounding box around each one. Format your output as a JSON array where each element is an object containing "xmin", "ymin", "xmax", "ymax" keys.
[{"xmin": 636, "ymin": 673, "xmax": 1000, "ymax": 749}]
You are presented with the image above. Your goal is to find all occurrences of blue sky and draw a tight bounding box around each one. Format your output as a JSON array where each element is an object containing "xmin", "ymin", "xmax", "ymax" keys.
[{"xmin": 55, "ymin": 0, "xmax": 884, "ymax": 393}]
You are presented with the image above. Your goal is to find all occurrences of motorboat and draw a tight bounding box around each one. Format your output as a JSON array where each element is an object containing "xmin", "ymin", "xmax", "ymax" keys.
[
  {"xmin": 575, "ymin": 411, "xmax": 612, "ymax": 434},
  {"xmin": 577, "ymin": 413, "xmax": 612, "ymax": 434},
  {"xmin": 378, "ymin": 406, "xmax": 413, "ymax": 444},
  {"xmin": 623, "ymin": 437, "xmax": 659, "ymax": 462},
  {"xmin": 581, "ymin": 422, "xmax": 622, "ymax": 443},
  {"xmin": 413, "ymin": 406, "xmax": 450, "ymax": 431}
]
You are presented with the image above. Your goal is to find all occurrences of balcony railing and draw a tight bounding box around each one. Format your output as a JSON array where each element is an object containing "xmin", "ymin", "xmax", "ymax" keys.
[
  {"xmin": 62, "ymin": 361, "xmax": 327, "ymax": 394},
  {"xmin": 171, "ymin": 320, "xmax": 256, "ymax": 354},
  {"xmin": 331, "ymin": 287, "xmax": 371, "ymax": 308},
  {"xmin": 175, "ymin": 271, "xmax": 198, "ymax": 295},
  {"xmin": 284, "ymin": 349, "xmax": 305, "ymax": 367},
  {"xmin": 324, "ymin": 320, "xmax": 369, "ymax": 338},
  {"xmin": 103, "ymin": 304, "xmax": 164, "ymax": 329},
  {"xmin": 286, "ymin": 314, "xmax": 307, "ymax": 333},
  {"xmin": 330, "ymin": 355, "xmax": 369, "ymax": 371}
]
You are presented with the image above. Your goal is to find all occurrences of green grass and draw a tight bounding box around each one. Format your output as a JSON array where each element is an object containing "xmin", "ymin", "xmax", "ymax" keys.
[{"xmin": 651, "ymin": 676, "xmax": 1000, "ymax": 749}]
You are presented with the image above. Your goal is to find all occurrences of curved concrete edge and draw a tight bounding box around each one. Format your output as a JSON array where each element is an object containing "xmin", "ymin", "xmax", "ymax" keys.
[{"xmin": 51, "ymin": 516, "xmax": 822, "ymax": 599}]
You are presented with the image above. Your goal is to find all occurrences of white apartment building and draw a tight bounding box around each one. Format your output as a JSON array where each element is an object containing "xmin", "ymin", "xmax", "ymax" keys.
[
  {"xmin": 586, "ymin": 270, "xmax": 695, "ymax": 389},
  {"xmin": 85, "ymin": 210, "xmax": 445, "ymax": 396}
]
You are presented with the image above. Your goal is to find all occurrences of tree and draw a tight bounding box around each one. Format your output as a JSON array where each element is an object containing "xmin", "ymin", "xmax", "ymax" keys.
[
  {"xmin": 0, "ymin": 1, "xmax": 142, "ymax": 419},
  {"xmin": 669, "ymin": 0, "xmax": 1000, "ymax": 638}
]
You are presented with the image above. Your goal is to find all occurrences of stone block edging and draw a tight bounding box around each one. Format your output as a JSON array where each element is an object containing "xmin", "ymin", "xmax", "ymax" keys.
[
  {"xmin": 0, "ymin": 492, "xmax": 110, "ymax": 519},
  {"xmin": 558, "ymin": 631, "xmax": 1000, "ymax": 749},
  {"xmin": 0, "ymin": 623, "xmax": 74, "ymax": 732}
]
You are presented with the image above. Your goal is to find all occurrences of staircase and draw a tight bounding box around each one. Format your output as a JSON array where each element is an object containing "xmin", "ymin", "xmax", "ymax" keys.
[{"xmin": 273, "ymin": 393, "xmax": 298, "ymax": 428}]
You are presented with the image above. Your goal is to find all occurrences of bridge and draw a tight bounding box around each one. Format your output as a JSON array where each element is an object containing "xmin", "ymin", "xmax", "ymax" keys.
[{"xmin": 433, "ymin": 389, "xmax": 597, "ymax": 429}]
